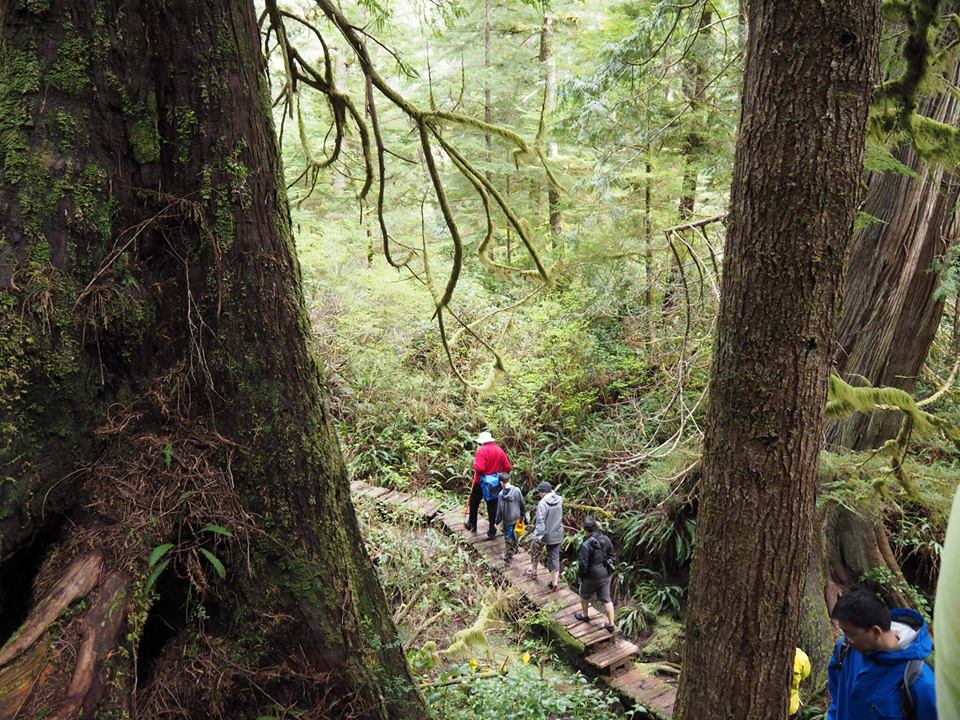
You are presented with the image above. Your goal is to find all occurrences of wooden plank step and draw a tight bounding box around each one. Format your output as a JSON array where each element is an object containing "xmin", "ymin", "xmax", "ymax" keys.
[
  {"xmin": 580, "ymin": 626, "xmax": 620, "ymax": 648},
  {"xmin": 609, "ymin": 667, "xmax": 675, "ymax": 718},
  {"xmin": 380, "ymin": 491, "xmax": 408, "ymax": 505},
  {"xmin": 560, "ymin": 618, "xmax": 619, "ymax": 645},
  {"xmin": 551, "ymin": 596, "xmax": 588, "ymax": 618},
  {"xmin": 564, "ymin": 624, "xmax": 604, "ymax": 642},
  {"xmin": 585, "ymin": 640, "xmax": 638, "ymax": 670},
  {"xmin": 641, "ymin": 685, "xmax": 675, "ymax": 706},
  {"xmin": 365, "ymin": 486, "xmax": 393, "ymax": 499},
  {"xmin": 419, "ymin": 500, "xmax": 443, "ymax": 517}
]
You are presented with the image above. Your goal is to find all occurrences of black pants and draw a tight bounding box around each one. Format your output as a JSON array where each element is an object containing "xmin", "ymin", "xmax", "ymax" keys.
[{"xmin": 467, "ymin": 483, "xmax": 498, "ymax": 536}]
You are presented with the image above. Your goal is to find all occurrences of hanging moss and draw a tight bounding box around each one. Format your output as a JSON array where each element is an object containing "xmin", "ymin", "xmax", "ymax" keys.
[
  {"xmin": 908, "ymin": 113, "xmax": 960, "ymax": 164},
  {"xmin": 823, "ymin": 375, "xmax": 960, "ymax": 508},
  {"xmin": 867, "ymin": 0, "xmax": 960, "ymax": 165},
  {"xmin": 441, "ymin": 588, "xmax": 509, "ymax": 658},
  {"xmin": 826, "ymin": 374, "xmax": 938, "ymax": 436}
]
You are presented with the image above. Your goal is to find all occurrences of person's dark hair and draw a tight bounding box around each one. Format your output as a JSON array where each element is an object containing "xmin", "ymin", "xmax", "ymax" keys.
[
  {"xmin": 583, "ymin": 517, "xmax": 598, "ymax": 533},
  {"xmin": 831, "ymin": 588, "xmax": 891, "ymax": 631}
]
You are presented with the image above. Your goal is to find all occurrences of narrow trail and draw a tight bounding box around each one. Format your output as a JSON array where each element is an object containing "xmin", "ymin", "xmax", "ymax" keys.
[{"xmin": 351, "ymin": 480, "xmax": 677, "ymax": 718}]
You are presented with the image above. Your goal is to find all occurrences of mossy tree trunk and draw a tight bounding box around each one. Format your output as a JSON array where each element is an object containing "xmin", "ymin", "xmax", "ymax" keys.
[
  {"xmin": 0, "ymin": 1, "xmax": 426, "ymax": 718},
  {"xmin": 819, "ymin": 53, "xmax": 960, "ymax": 614},
  {"xmin": 539, "ymin": 12, "xmax": 562, "ymax": 244},
  {"xmin": 677, "ymin": 5, "xmax": 712, "ymax": 221},
  {"xmin": 673, "ymin": 0, "xmax": 881, "ymax": 718},
  {"xmin": 830, "ymin": 66, "xmax": 960, "ymax": 450}
]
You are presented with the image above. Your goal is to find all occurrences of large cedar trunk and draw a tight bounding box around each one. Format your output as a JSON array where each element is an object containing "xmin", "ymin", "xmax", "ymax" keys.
[
  {"xmin": 819, "ymin": 56, "xmax": 960, "ymax": 614},
  {"xmin": 0, "ymin": 2, "xmax": 426, "ymax": 718},
  {"xmin": 673, "ymin": 1, "xmax": 881, "ymax": 718},
  {"xmin": 830, "ymin": 63, "xmax": 960, "ymax": 450}
]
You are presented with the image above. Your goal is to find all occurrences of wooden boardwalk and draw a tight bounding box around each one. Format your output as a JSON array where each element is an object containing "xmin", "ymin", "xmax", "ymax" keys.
[{"xmin": 351, "ymin": 480, "xmax": 677, "ymax": 718}]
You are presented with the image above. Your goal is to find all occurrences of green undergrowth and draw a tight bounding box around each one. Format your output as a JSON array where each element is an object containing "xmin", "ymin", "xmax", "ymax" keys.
[{"xmin": 426, "ymin": 660, "xmax": 628, "ymax": 720}]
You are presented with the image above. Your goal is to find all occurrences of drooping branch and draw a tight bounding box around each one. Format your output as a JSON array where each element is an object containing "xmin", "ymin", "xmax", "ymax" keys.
[{"xmin": 262, "ymin": 0, "xmax": 559, "ymax": 382}]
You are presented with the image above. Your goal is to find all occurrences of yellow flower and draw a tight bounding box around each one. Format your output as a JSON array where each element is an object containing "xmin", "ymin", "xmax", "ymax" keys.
[
  {"xmin": 521, "ymin": 652, "xmax": 531, "ymax": 664},
  {"xmin": 470, "ymin": 657, "xmax": 479, "ymax": 671}
]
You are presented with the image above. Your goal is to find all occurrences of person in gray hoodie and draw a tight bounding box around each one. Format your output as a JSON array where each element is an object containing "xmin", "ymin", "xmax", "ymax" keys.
[
  {"xmin": 494, "ymin": 473, "xmax": 526, "ymax": 564},
  {"xmin": 528, "ymin": 481, "xmax": 564, "ymax": 591}
]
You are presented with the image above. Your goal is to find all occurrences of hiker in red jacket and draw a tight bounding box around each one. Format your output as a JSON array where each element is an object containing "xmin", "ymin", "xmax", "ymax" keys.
[{"xmin": 466, "ymin": 431, "xmax": 512, "ymax": 539}]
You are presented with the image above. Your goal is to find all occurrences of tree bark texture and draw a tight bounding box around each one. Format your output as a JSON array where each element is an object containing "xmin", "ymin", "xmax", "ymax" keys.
[
  {"xmin": 829, "ymin": 59, "xmax": 960, "ymax": 451},
  {"xmin": 0, "ymin": 1, "xmax": 426, "ymax": 718},
  {"xmin": 539, "ymin": 13, "xmax": 561, "ymax": 242},
  {"xmin": 484, "ymin": 0, "xmax": 492, "ymax": 179},
  {"xmin": 673, "ymin": 1, "xmax": 881, "ymax": 718},
  {"xmin": 677, "ymin": 5, "xmax": 712, "ymax": 221}
]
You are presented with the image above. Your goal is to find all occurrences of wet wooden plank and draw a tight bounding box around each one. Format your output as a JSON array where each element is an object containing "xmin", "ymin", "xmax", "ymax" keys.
[
  {"xmin": 580, "ymin": 627, "xmax": 620, "ymax": 647},
  {"xmin": 563, "ymin": 619, "xmax": 610, "ymax": 640},
  {"xmin": 380, "ymin": 491, "xmax": 408, "ymax": 505},
  {"xmin": 609, "ymin": 667, "xmax": 675, "ymax": 718},
  {"xmin": 419, "ymin": 500, "xmax": 443, "ymax": 517},
  {"xmin": 585, "ymin": 640, "xmax": 638, "ymax": 670}
]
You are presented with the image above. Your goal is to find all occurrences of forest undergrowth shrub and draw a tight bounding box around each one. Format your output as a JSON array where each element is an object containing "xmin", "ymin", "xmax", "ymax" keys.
[
  {"xmin": 888, "ymin": 504, "xmax": 944, "ymax": 585},
  {"xmin": 353, "ymin": 497, "xmax": 492, "ymax": 644},
  {"xmin": 425, "ymin": 661, "xmax": 625, "ymax": 720},
  {"xmin": 820, "ymin": 445, "xmax": 958, "ymax": 600}
]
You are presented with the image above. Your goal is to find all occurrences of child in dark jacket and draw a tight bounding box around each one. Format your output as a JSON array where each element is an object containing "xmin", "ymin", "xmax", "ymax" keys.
[{"xmin": 494, "ymin": 473, "xmax": 525, "ymax": 564}]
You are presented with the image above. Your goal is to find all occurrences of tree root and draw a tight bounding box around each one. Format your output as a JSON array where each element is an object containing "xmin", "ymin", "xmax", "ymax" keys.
[
  {"xmin": 0, "ymin": 552, "xmax": 103, "ymax": 666},
  {"xmin": 49, "ymin": 572, "xmax": 130, "ymax": 720},
  {"xmin": 0, "ymin": 552, "xmax": 133, "ymax": 720}
]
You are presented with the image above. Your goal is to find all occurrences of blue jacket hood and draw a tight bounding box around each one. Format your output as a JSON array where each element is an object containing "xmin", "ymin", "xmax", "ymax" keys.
[
  {"xmin": 872, "ymin": 608, "xmax": 933, "ymax": 665},
  {"xmin": 827, "ymin": 608, "xmax": 939, "ymax": 720}
]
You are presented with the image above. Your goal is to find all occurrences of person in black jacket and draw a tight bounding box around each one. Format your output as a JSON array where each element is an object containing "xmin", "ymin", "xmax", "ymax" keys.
[{"xmin": 573, "ymin": 517, "xmax": 616, "ymax": 632}]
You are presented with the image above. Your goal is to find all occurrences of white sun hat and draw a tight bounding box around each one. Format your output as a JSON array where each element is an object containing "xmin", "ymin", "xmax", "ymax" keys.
[{"xmin": 476, "ymin": 431, "xmax": 495, "ymax": 444}]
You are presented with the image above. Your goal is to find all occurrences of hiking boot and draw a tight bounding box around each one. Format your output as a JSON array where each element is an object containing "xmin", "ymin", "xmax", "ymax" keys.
[
  {"xmin": 486, "ymin": 530, "xmax": 497, "ymax": 540},
  {"xmin": 464, "ymin": 523, "xmax": 476, "ymax": 531}
]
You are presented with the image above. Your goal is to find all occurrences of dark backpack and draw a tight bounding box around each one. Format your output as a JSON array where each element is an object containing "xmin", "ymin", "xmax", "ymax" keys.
[{"xmin": 592, "ymin": 534, "xmax": 616, "ymax": 575}]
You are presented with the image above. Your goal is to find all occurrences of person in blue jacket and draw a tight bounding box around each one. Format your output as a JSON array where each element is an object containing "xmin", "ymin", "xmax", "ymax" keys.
[{"xmin": 827, "ymin": 588, "xmax": 937, "ymax": 720}]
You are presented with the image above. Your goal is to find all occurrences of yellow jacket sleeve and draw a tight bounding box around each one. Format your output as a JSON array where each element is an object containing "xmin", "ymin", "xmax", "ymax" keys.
[{"xmin": 790, "ymin": 647, "xmax": 811, "ymax": 715}]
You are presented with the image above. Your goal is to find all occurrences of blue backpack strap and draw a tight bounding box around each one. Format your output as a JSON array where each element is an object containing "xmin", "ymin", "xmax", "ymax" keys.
[{"xmin": 900, "ymin": 658, "xmax": 924, "ymax": 720}]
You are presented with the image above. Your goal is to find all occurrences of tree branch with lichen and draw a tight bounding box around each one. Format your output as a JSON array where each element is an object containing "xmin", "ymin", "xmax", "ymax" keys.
[{"xmin": 262, "ymin": 0, "xmax": 559, "ymax": 387}]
